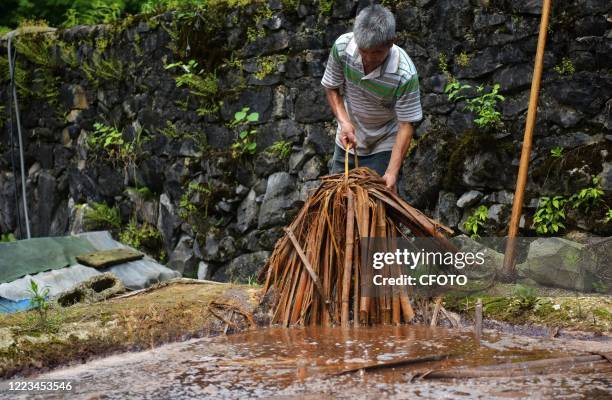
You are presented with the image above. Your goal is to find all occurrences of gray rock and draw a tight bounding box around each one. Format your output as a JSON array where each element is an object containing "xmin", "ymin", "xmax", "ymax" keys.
[
  {"xmin": 168, "ymin": 235, "xmax": 199, "ymax": 277},
  {"xmin": 299, "ymin": 156, "xmax": 324, "ymax": 181},
  {"xmin": 451, "ymin": 235, "xmax": 504, "ymax": 279},
  {"xmin": 457, "ymin": 190, "xmax": 483, "ymax": 208},
  {"xmin": 486, "ymin": 190, "xmax": 514, "ymax": 205},
  {"xmin": 197, "ymin": 261, "xmax": 209, "ymax": 280},
  {"xmin": 258, "ymin": 172, "xmax": 299, "ymax": 229},
  {"xmin": 157, "ymin": 194, "xmax": 180, "ymax": 251},
  {"xmin": 517, "ymin": 238, "xmax": 600, "ymax": 292},
  {"xmin": 299, "ymin": 180, "xmax": 322, "ymax": 202},
  {"xmin": 289, "ymin": 149, "xmax": 311, "ymax": 172},
  {"xmin": 305, "ymin": 124, "xmax": 335, "ymax": 155},
  {"xmin": 433, "ymin": 192, "xmax": 461, "ymax": 228},
  {"xmin": 487, "ymin": 204, "xmax": 506, "ymax": 224},
  {"xmin": 237, "ymin": 189, "xmax": 259, "ymax": 233},
  {"xmin": 235, "ymin": 184, "xmax": 250, "ymax": 197},
  {"xmin": 599, "ymin": 162, "xmax": 612, "ymax": 192},
  {"xmin": 212, "ymin": 251, "xmax": 270, "ymax": 283}
]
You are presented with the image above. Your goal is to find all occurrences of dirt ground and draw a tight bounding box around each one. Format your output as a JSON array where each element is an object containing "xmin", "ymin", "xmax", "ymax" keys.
[{"xmin": 0, "ymin": 279, "xmax": 263, "ymax": 378}]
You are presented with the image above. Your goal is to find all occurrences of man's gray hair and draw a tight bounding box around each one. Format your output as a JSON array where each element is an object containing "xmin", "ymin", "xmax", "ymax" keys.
[{"xmin": 353, "ymin": 4, "xmax": 396, "ymax": 49}]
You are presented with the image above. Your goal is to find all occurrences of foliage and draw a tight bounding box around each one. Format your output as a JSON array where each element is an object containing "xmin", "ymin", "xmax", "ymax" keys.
[
  {"xmin": 550, "ymin": 146, "xmax": 564, "ymax": 158},
  {"xmin": 230, "ymin": 107, "xmax": 259, "ymax": 158},
  {"xmin": 464, "ymin": 205, "xmax": 488, "ymax": 238},
  {"xmin": 119, "ymin": 219, "xmax": 163, "ymax": 258},
  {"xmin": 569, "ymin": 177, "xmax": 604, "ymax": 212},
  {"xmin": 445, "ymin": 82, "xmax": 505, "ymax": 129},
  {"xmin": 165, "ymin": 59, "xmax": 219, "ymax": 115},
  {"xmin": 1, "ymin": 233, "xmax": 16, "ymax": 242},
  {"xmin": 179, "ymin": 182, "xmax": 212, "ymax": 221},
  {"xmin": 456, "ymin": 51, "xmax": 470, "ymax": 67},
  {"xmin": 84, "ymin": 202, "xmax": 122, "ymax": 230},
  {"xmin": 267, "ymin": 140, "xmax": 292, "ymax": 159},
  {"xmin": 81, "ymin": 52, "xmax": 125, "ymax": 87},
  {"xmin": 27, "ymin": 280, "xmax": 50, "ymax": 330},
  {"xmin": 15, "ymin": 33, "xmax": 57, "ymax": 69},
  {"xmin": 319, "ymin": 0, "xmax": 333, "ymax": 15},
  {"xmin": 254, "ymin": 55, "xmax": 287, "ymax": 80},
  {"xmin": 437, "ymin": 52, "xmax": 449, "ymax": 77},
  {"xmin": 532, "ymin": 196, "xmax": 567, "ymax": 235},
  {"xmin": 508, "ymin": 285, "xmax": 541, "ymax": 316},
  {"xmin": 553, "ymin": 57, "xmax": 575, "ymax": 76},
  {"xmin": 88, "ymin": 123, "xmax": 128, "ymax": 159},
  {"xmin": 605, "ymin": 209, "xmax": 612, "ymax": 224},
  {"xmin": 0, "ymin": 0, "xmax": 144, "ymax": 28}
]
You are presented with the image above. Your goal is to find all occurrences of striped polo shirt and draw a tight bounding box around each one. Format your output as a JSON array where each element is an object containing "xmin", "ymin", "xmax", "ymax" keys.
[{"xmin": 321, "ymin": 32, "xmax": 422, "ymax": 156}]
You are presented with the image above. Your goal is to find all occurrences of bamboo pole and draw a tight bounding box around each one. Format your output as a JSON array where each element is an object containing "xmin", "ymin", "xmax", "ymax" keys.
[
  {"xmin": 502, "ymin": 0, "xmax": 552, "ymax": 279},
  {"xmin": 341, "ymin": 146, "xmax": 355, "ymax": 326}
]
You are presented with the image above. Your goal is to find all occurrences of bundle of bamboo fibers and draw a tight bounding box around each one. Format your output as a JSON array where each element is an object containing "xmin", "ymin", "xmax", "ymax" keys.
[{"xmin": 260, "ymin": 166, "xmax": 455, "ymax": 327}]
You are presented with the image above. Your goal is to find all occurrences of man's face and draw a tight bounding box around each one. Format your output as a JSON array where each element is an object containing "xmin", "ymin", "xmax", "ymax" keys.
[{"xmin": 358, "ymin": 42, "xmax": 393, "ymax": 70}]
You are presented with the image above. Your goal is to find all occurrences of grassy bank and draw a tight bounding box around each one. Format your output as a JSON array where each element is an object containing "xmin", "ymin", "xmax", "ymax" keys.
[
  {"xmin": 0, "ymin": 280, "xmax": 262, "ymax": 378},
  {"xmin": 444, "ymin": 284, "xmax": 612, "ymax": 334}
]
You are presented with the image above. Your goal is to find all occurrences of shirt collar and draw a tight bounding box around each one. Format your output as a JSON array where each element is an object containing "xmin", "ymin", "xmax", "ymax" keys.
[{"xmin": 347, "ymin": 36, "xmax": 400, "ymax": 77}]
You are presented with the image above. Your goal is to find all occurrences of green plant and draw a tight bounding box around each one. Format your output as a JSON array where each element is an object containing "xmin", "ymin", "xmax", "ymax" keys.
[
  {"xmin": 230, "ymin": 107, "xmax": 259, "ymax": 158},
  {"xmin": 456, "ymin": 51, "xmax": 470, "ymax": 67},
  {"xmin": 179, "ymin": 182, "xmax": 213, "ymax": 220},
  {"xmin": 508, "ymin": 285, "xmax": 540, "ymax": 316},
  {"xmin": 84, "ymin": 202, "xmax": 121, "ymax": 230},
  {"xmin": 532, "ymin": 196, "xmax": 567, "ymax": 234},
  {"xmin": 119, "ymin": 219, "xmax": 163, "ymax": 258},
  {"xmin": 319, "ymin": 0, "xmax": 334, "ymax": 15},
  {"xmin": 464, "ymin": 205, "xmax": 488, "ymax": 238},
  {"xmin": 445, "ymin": 82, "xmax": 505, "ymax": 129},
  {"xmin": 267, "ymin": 140, "xmax": 292, "ymax": 159},
  {"xmin": 570, "ymin": 177, "xmax": 604, "ymax": 212},
  {"xmin": 553, "ymin": 57, "xmax": 575, "ymax": 76},
  {"xmin": 88, "ymin": 123, "xmax": 131, "ymax": 162},
  {"xmin": 438, "ymin": 52, "xmax": 449, "ymax": 77},
  {"xmin": 247, "ymin": 26, "xmax": 266, "ymax": 43},
  {"xmin": 165, "ymin": 59, "xmax": 219, "ymax": 115},
  {"xmin": 550, "ymin": 146, "xmax": 564, "ymax": 158},
  {"xmin": 254, "ymin": 55, "xmax": 287, "ymax": 80},
  {"xmin": 605, "ymin": 209, "xmax": 612, "ymax": 223},
  {"xmin": 1, "ymin": 233, "xmax": 16, "ymax": 242},
  {"xmin": 28, "ymin": 280, "xmax": 50, "ymax": 329},
  {"xmin": 81, "ymin": 52, "xmax": 125, "ymax": 87}
]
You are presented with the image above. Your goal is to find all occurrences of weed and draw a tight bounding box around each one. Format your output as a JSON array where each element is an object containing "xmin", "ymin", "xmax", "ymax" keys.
[
  {"xmin": 27, "ymin": 280, "xmax": 50, "ymax": 330},
  {"xmin": 553, "ymin": 57, "xmax": 575, "ymax": 76},
  {"xmin": 570, "ymin": 177, "xmax": 604, "ymax": 212},
  {"xmin": 254, "ymin": 55, "xmax": 287, "ymax": 80},
  {"xmin": 550, "ymin": 146, "xmax": 564, "ymax": 158},
  {"xmin": 319, "ymin": 0, "xmax": 334, "ymax": 15},
  {"xmin": 464, "ymin": 205, "xmax": 488, "ymax": 238},
  {"xmin": 1, "ymin": 233, "xmax": 16, "ymax": 242},
  {"xmin": 119, "ymin": 219, "xmax": 163, "ymax": 258},
  {"xmin": 164, "ymin": 59, "xmax": 219, "ymax": 115},
  {"xmin": 605, "ymin": 209, "xmax": 612, "ymax": 224},
  {"xmin": 445, "ymin": 82, "xmax": 505, "ymax": 130},
  {"xmin": 81, "ymin": 52, "xmax": 125, "ymax": 87},
  {"xmin": 84, "ymin": 202, "xmax": 121, "ymax": 230},
  {"xmin": 247, "ymin": 26, "xmax": 266, "ymax": 43},
  {"xmin": 532, "ymin": 196, "xmax": 567, "ymax": 234},
  {"xmin": 179, "ymin": 182, "xmax": 213, "ymax": 220},
  {"xmin": 230, "ymin": 107, "xmax": 259, "ymax": 158},
  {"xmin": 456, "ymin": 51, "xmax": 470, "ymax": 67},
  {"xmin": 267, "ymin": 140, "xmax": 291, "ymax": 159}
]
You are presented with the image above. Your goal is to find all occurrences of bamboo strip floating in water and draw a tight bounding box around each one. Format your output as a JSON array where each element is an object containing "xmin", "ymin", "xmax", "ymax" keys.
[{"xmin": 260, "ymin": 167, "xmax": 455, "ymax": 326}]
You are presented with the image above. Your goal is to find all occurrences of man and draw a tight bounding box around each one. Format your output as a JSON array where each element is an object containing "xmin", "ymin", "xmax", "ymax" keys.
[{"xmin": 321, "ymin": 4, "xmax": 422, "ymax": 192}]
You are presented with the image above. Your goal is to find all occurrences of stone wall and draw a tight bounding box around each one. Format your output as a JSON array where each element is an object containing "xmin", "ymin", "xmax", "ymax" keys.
[{"xmin": 0, "ymin": 0, "xmax": 610, "ymax": 281}]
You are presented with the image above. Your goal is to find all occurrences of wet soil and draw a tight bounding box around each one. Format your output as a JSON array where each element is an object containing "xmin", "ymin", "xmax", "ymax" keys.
[{"xmin": 6, "ymin": 325, "xmax": 611, "ymax": 399}]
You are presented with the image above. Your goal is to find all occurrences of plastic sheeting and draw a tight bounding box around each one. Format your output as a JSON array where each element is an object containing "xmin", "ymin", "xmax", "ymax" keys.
[{"xmin": 0, "ymin": 231, "xmax": 180, "ymax": 308}]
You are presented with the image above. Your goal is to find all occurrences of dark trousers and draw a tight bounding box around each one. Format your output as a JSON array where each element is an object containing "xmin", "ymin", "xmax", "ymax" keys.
[{"xmin": 330, "ymin": 145, "xmax": 392, "ymax": 177}]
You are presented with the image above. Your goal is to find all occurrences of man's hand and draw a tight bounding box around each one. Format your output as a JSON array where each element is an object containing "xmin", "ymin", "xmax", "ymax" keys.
[
  {"xmin": 382, "ymin": 171, "xmax": 398, "ymax": 193},
  {"xmin": 339, "ymin": 121, "xmax": 357, "ymax": 149}
]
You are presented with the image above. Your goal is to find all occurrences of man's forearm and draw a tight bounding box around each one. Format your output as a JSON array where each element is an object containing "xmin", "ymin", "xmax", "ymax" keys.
[
  {"xmin": 325, "ymin": 88, "xmax": 350, "ymax": 124},
  {"xmin": 386, "ymin": 122, "xmax": 414, "ymax": 177}
]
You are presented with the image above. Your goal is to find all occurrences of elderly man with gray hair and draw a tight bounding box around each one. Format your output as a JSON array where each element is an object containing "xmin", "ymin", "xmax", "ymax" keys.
[{"xmin": 322, "ymin": 4, "xmax": 422, "ymax": 192}]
